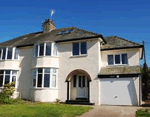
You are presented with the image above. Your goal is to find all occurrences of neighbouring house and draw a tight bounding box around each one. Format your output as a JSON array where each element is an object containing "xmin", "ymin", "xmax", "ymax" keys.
[{"xmin": 0, "ymin": 19, "xmax": 143, "ymax": 106}]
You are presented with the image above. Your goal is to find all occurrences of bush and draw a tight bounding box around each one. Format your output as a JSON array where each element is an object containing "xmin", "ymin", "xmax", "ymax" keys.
[
  {"xmin": 136, "ymin": 109, "xmax": 150, "ymax": 117},
  {"xmin": 0, "ymin": 82, "xmax": 17, "ymax": 104},
  {"xmin": 55, "ymin": 99, "xmax": 61, "ymax": 104}
]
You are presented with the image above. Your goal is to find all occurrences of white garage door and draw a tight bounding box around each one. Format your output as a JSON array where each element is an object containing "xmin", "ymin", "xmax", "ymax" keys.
[{"xmin": 100, "ymin": 78, "xmax": 138, "ymax": 105}]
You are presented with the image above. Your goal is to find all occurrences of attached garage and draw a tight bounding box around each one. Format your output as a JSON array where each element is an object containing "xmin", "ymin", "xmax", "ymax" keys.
[
  {"xmin": 100, "ymin": 78, "xmax": 138, "ymax": 106},
  {"xmin": 99, "ymin": 66, "xmax": 142, "ymax": 106}
]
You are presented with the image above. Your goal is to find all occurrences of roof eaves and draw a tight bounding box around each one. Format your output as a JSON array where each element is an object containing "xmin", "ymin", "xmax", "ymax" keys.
[
  {"xmin": 101, "ymin": 45, "xmax": 144, "ymax": 51},
  {"xmin": 55, "ymin": 35, "xmax": 103, "ymax": 43}
]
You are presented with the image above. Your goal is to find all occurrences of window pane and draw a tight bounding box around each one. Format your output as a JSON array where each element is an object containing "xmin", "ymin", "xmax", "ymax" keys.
[
  {"xmin": 53, "ymin": 44, "xmax": 57, "ymax": 56},
  {"xmin": 2, "ymin": 48, "xmax": 6, "ymax": 60},
  {"xmin": 5, "ymin": 70, "xmax": 10, "ymax": 74},
  {"xmin": 7, "ymin": 48, "xmax": 12, "ymax": 59},
  {"xmin": 73, "ymin": 43, "xmax": 79, "ymax": 55},
  {"xmin": 73, "ymin": 75, "xmax": 76, "ymax": 87},
  {"xmin": 44, "ymin": 74, "xmax": 50, "ymax": 87},
  {"xmin": 12, "ymin": 71, "xmax": 17, "ymax": 76},
  {"xmin": 46, "ymin": 43, "xmax": 51, "ymax": 55},
  {"xmin": 0, "ymin": 70, "xmax": 4, "ymax": 74},
  {"xmin": 122, "ymin": 54, "xmax": 128, "ymax": 64},
  {"xmin": 37, "ymin": 74, "xmax": 42, "ymax": 87},
  {"xmin": 38, "ymin": 68, "xmax": 42, "ymax": 73},
  {"xmin": 115, "ymin": 55, "xmax": 120, "ymax": 64},
  {"xmin": 108, "ymin": 55, "xmax": 114, "ymax": 65},
  {"xmin": 52, "ymin": 75, "xmax": 56, "ymax": 87},
  {"xmin": 33, "ymin": 79, "xmax": 36, "ymax": 87},
  {"xmin": 82, "ymin": 76, "xmax": 85, "ymax": 87},
  {"xmin": 32, "ymin": 69, "xmax": 36, "ymax": 87},
  {"xmin": 0, "ymin": 75, "xmax": 3, "ymax": 87},
  {"xmin": 12, "ymin": 76, "xmax": 16, "ymax": 82},
  {"xmin": 81, "ymin": 42, "xmax": 87, "ymax": 54},
  {"xmin": 45, "ymin": 68, "xmax": 50, "ymax": 73},
  {"xmin": 52, "ymin": 69, "xmax": 56, "ymax": 73},
  {"xmin": 14, "ymin": 48, "xmax": 19, "ymax": 59},
  {"xmin": 79, "ymin": 76, "xmax": 81, "ymax": 87},
  {"xmin": 5, "ymin": 75, "xmax": 10, "ymax": 84},
  {"xmin": 0, "ymin": 49, "xmax": 1, "ymax": 59},
  {"xmin": 35, "ymin": 45, "xmax": 38, "ymax": 57},
  {"xmin": 39, "ymin": 43, "xmax": 44, "ymax": 56}
]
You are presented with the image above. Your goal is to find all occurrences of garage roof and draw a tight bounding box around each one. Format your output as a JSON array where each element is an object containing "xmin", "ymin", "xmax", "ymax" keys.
[{"xmin": 99, "ymin": 66, "xmax": 141, "ymax": 75}]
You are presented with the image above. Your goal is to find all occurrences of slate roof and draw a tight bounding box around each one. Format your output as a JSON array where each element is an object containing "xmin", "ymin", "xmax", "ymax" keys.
[
  {"xmin": 99, "ymin": 66, "xmax": 141, "ymax": 75},
  {"xmin": 101, "ymin": 36, "xmax": 143, "ymax": 50},
  {"xmin": 0, "ymin": 27, "xmax": 104, "ymax": 47}
]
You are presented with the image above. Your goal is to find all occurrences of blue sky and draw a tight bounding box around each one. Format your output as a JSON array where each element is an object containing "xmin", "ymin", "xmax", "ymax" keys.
[{"xmin": 0, "ymin": 0, "xmax": 150, "ymax": 66}]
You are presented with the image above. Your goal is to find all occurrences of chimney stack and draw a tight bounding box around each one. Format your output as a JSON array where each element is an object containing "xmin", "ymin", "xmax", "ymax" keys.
[{"xmin": 42, "ymin": 19, "xmax": 56, "ymax": 33}]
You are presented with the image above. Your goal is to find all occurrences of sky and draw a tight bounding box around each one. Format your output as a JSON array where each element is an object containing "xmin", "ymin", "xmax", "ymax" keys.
[{"xmin": 0, "ymin": 0, "xmax": 150, "ymax": 66}]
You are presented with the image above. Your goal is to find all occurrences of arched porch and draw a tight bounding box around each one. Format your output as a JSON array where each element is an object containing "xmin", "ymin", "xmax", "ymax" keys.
[{"xmin": 65, "ymin": 69, "xmax": 92, "ymax": 103}]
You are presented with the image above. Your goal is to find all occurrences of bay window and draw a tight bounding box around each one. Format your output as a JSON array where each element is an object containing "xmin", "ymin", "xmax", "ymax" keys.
[
  {"xmin": 35, "ymin": 42, "xmax": 58, "ymax": 57},
  {"xmin": 0, "ymin": 47, "xmax": 19, "ymax": 60},
  {"xmin": 32, "ymin": 68, "xmax": 57, "ymax": 88},
  {"xmin": 72, "ymin": 42, "xmax": 87, "ymax": 56},
  {"xmin": 0, "ymin": 70, "xmax": 18, "ymax": 87},
  {"xmin": 108, "ymin": 53, "xmax": 128, "ymax": 65}
]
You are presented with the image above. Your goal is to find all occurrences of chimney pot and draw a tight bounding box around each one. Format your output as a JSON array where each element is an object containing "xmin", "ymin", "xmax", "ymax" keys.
[{"xmin": 42, "ymin": 19, "xmax": 56, "ymax": 33}]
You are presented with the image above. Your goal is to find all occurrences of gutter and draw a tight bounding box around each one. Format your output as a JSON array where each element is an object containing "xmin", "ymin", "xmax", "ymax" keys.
[{"xmin": 101, "ymin": 45, "xmax": 144, "ymax": 51}]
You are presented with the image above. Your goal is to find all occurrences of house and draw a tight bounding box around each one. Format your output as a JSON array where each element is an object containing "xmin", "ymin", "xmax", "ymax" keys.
[{"xmin": 0, "ymin": 19, "xmax": 143, "ymax": 106}]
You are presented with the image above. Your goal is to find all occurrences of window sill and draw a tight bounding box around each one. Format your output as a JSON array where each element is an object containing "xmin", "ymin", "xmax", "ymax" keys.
[
  {"xmin": 107, "ymin": 64, "xmax": 129, "ymax": 67},
  {"xmin": 0, "ymin": 59, "xmax": 19, "ymax": 62},
  {"xmin": 30, "ymin": 87, "xmax": 58, "ymax": 90},
  {"xmin": 35, "ymin": 56, "xmax": 59, "ymax": 58},
  {"xmin": 70, "ymin": 54, "xmax": 87, "ymax": 58}
]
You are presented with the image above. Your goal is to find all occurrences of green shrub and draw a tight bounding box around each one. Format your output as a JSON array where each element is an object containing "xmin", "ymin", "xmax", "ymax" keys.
[
  {"xmin": 55, "ymin": 99, "xmax": 61, "ymax": 104},
  {"xmin": 136, "ymin": 109, "xmax": 150, "ymax": 117},
  {"xmin": 0, "ymin": 82, "xmax": 17, "ymax": 104}
]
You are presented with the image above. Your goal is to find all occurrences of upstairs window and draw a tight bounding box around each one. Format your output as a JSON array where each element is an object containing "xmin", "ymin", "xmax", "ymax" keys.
[
  {"xmin": 72, "ymin": 42, "xmax": 87, "ymax": 56},
  {"xmin": 0, "ymin": 47, "xmax": 19, "ymax": 60},
  {"xmin": 35, "ymin": 42, "xmax": 58, "ymax": 57},
  {"xmin": 108, "ymin": 53, "xmax": 128, "ymax": 65}
]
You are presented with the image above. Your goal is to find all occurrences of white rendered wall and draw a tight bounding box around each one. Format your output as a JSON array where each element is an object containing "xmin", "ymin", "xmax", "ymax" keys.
[
  {"xmin": 32, "ymin": 56, "xmax": 59, "ymax": 68},
  {"xmin": 30, "ymin": 89, "xmax": 58, "ymax": 102},
  {"xmin": 101, "ymin": 48, "xmax": 140, "ymax": 67},
  {"xmin": 58, "ymin": 38, "xmax": 101, "ymax": 105}
]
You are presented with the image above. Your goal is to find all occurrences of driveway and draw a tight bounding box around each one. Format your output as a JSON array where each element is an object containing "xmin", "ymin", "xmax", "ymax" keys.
[{"xmin": 79, "ymin": 105, "xmax": 147, "ymax": 117}]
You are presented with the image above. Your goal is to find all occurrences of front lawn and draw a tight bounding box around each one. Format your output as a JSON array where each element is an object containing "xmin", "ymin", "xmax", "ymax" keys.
[
  {"xmin": 0, "ymin": 102, "xmax": 92, "ymax": 117},
  {"xmin": 136, "ymin": 109, "xmax": 150, "ymax": 117}
]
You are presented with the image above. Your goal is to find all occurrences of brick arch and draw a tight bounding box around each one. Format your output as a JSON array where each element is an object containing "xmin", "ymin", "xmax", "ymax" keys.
[{"xmin": 65, "ymin": 69, "xmax": 92, "ymax": 82}]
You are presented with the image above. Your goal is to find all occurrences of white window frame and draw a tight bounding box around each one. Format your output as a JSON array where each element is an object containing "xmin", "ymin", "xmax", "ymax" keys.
[
  {"xmin": 107, "ymin": 53, "xmax": 128, "ymax": 66},
  {"xmin": 0, "ymin": 70, "xmax": 18, "ymax": 88},
  {"xmin": 34, "ymin": 42, "xmax": 58, "ymax": 57},
  {"xmin": 72, "ymin": 42, "xmax": 87, "ymax": 56},
  {"xmin": 0, "ymin": 47, "xmax": 19, "ymax": 61},
  {"xmin": 33, "ymin": 68, "xmax": 58, "ymax": 89}
]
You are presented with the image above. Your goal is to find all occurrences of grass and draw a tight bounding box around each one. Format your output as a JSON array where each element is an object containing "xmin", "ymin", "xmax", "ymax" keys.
[
  {"xmin": 136, "ymin": 109, "xmax": 150, "ymax": 117},
  {"xmin": 0, "ymin": 101, "xmax": 92, "ymax": 117}
]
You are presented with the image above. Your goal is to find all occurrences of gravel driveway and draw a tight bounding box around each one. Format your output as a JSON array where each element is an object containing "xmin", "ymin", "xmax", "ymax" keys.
[{"xmin": 79, "ymin": 105, "xmax": 147, "ymax": 117}]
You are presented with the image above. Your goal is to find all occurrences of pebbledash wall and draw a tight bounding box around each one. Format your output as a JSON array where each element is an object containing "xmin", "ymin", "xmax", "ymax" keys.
[{"xmin": 0, "ymin": 37, "xmax": 141, "ymax": 105}]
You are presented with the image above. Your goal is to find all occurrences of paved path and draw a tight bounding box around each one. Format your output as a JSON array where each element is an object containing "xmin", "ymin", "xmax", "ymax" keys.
[{"xmin": 79, "ymin": 105, "xmax": 147, "ymax": 117}]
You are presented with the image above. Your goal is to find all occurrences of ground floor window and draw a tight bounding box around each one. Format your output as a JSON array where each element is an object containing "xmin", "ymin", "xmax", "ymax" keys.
[
  {"xmin": 0, "ymin": 70, "xmax": 17, "ymax": 87},
  {"xmin": 32, "ymin": 68, "xmax": 57, "ymax": 88}
]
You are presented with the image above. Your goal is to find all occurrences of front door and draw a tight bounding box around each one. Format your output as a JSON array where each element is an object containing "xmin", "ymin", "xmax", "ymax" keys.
[{"xmin": 77, "ymin": 75, "xmax": 88, "ymax": 98}]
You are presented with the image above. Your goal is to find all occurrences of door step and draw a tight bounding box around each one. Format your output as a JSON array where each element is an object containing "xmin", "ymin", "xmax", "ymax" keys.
[
  {"xmin": 65, "ymin": 100, "xmax": 95, "ymax": 105},
  {"xmin": 76, "ymin": 98, "xmax": 88, "ymax": 100}
]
